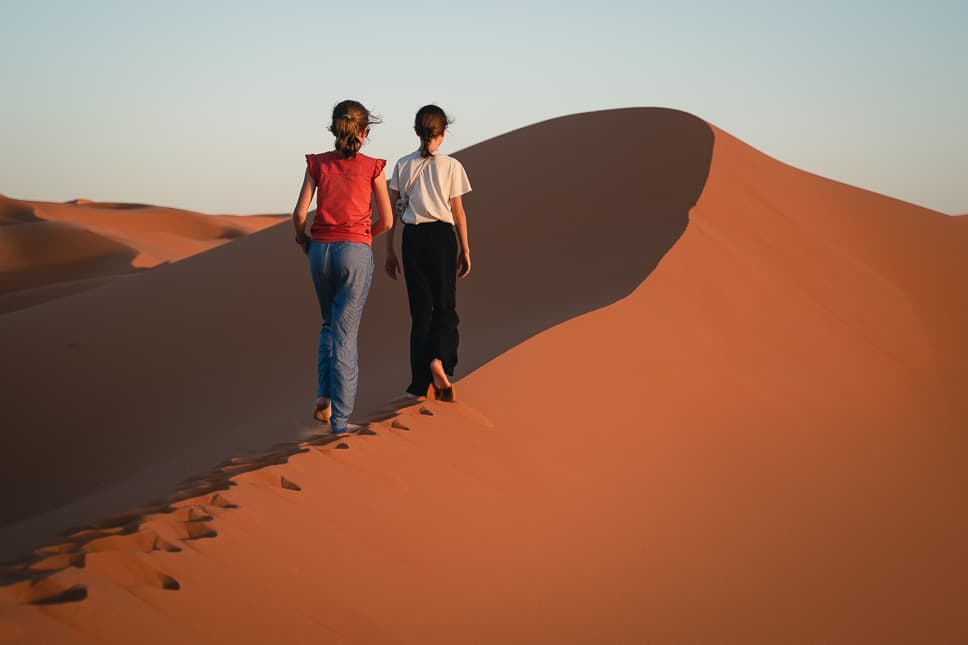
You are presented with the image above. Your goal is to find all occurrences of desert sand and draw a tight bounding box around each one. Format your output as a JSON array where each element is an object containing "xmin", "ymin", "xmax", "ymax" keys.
[
  {"xmin": 0, "ymin": 108, "xmax": 966, "ymax": 643},
  {"xmin": 0, "ymin": 194, "xmax": 282, "ymax": 313}
]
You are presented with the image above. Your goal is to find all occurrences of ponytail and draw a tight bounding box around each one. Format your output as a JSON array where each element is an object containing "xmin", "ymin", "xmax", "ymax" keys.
[
  {"xmin": 328, "ymin": 100, "xmax": 380, "ymax": 159},
  {"xmin": 414, "ymin": 104, "xmax": 453, "ymax": 158}
]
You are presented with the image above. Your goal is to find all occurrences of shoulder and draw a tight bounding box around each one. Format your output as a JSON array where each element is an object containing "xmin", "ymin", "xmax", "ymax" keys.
[
  {"xmin": 356, "ymin": 153, "xmax": 386, "ymax": 177},
  {"xmin": 306, "ymin": 151, "xmax": 339, "ymax": 167},
  {"xmin": 434, "ymin": 153, "xmax": 465, "ymax": 168},
  {"xmin": 435, "ymin": 154, "xmax": 468, "ymax": 175},
  {"xmin": 304, "ymin": 152, "xmax": 330, "ymax": 181},
  {"xmin": 394, "ymin": 150, "xmax": 421, "ymax": 167}
]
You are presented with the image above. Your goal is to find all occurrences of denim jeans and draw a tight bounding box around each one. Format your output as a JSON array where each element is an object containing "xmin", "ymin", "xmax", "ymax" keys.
[{"xmin": 308, "ymin": 241, "xmax": 374, "ymax": 433}]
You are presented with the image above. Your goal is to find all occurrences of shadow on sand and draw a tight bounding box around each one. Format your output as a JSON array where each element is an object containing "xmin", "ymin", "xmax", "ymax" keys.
[{"xmin": 0, "ymin": 108, "xmax": 713, "ymax": 560}]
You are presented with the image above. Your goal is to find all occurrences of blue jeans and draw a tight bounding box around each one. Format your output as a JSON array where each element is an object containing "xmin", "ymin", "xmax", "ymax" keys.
[{"xmin": 308, "ymin": 241, "xmax": 374, "ymax": 433}]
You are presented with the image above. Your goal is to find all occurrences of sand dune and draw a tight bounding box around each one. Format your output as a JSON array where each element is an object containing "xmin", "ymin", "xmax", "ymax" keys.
[
  {"xmin": 0, "ymin": 194, "xmax": 281, "ymax": 312},
  {"xmin": 0, "ymin": 222, "xmax": 139, "ymax": 293},
  {"xmin": 1, "ymin": 109, "xmax": 966, "ymax": 643},
  {"xmin": 0, "ymin": 196, "xmax": 41, "ymax": 226}
]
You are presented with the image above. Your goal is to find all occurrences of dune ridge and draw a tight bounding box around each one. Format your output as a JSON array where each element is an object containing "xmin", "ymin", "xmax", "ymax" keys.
[
  {"xmin": 1, "ymin": 108, "xmax": 966, "ymax": 643},
  {"xmin": 0, "ymin": 194, "xmax": 282, "ymax": 312}
]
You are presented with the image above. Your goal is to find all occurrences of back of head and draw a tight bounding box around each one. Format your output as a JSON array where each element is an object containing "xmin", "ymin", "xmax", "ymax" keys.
[
  {"xmin": 329, "ymin": 100, "xmax": 379, "ymax": 159},
  {"xmin": 414, "ymin": 105, "xmax": 453, "ymax": 158}
]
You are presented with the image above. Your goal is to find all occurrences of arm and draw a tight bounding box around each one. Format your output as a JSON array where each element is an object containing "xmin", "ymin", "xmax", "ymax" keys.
[
  {"xmin": 451, "ymin": 195, "xmax": 471, "ymax": 278},
  {"xmin": 385, "ymin": 187, "xmax": 402, "ymax": 279},
  {"xmin": 370, "ymin": 174, "xmax": 394, "ymax": 238},
  {"xmin": 292, "ymin": 169, "xmax": 316, "ymax": 254}
]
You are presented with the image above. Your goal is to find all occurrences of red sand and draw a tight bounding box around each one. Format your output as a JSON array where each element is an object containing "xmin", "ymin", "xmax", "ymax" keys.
[
  {"xmin": 0, "ymin": 194, "xmax": 281, "ymax": 312},
  {"xmin": 0, "ymin": 109, "xmax": 966, "ymax": 643}
]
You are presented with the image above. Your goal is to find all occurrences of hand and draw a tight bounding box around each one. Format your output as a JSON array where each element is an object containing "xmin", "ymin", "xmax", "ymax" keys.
[
  {"xmin": 385, "ymin": 251, "xmax": 401, "ymax": 280},
  {"xmin": 457, "ymin": 250, "xmax": 471, "ymax": 279},
  {"xmin": 295, "ymin": 234, "xmax": 310, "ymax": 255}
]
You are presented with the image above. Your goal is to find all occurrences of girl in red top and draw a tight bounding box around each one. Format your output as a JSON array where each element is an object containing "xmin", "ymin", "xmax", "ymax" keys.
[{"xmin": 292, "ymin": 100, "xmax": 393, "ymax": 434}]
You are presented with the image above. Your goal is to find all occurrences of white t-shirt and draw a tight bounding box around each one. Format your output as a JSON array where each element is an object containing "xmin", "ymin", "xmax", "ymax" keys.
[{"xmin": 389, "ymin": 151, "xmax": 472, "ymax": 225}]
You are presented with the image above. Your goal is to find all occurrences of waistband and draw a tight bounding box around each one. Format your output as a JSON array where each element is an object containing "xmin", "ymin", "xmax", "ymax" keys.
[{"xmin": 404, "ymin": 220, "xmax": 454, "ymax": 228}]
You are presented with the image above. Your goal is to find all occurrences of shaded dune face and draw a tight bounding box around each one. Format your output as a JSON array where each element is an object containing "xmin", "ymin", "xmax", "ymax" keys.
[
  {"xmin": 0, "ymin": 222, "xmax": 141, "ymax": 293},
  {"xmin": 0, "ymin": 196, "xmax": 280, "ymax": 314},
  {"xmin": 435, "ymin": 108, "xmax": 714, "ymax": 376},
  {"xmin": 0, "ymin": 195, "xmax": 41, "ymax": 225},
  {"xmin": 0, "ymin": 109, "xmax": 711, "ymax": 555},
  {"xmin": 358, "ymin": 109, "xmax": 713, "ymax": 410}
]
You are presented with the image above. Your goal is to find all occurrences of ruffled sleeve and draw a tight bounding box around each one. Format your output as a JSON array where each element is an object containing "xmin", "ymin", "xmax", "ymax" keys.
[
  {"xmin": 305, "ymin": 154, "xmax": 320, "ymax": 184},
  {"xmin": 372, "ymin": 157, "xmax": 387, "ymax": 180}
]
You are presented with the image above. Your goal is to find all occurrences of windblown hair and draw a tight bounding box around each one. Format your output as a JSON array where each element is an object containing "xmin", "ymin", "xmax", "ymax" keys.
[
  {"xmin": 414, "ymin": 104, "xmax": 454, "ymax": 158},
  {"xmin": 329, "ymin": 100, "xmax": 381, "ymax": 159}
]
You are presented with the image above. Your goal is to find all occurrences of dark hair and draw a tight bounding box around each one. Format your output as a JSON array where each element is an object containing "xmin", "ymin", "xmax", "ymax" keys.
[
  {"xmin": 414, "ymin": 104, "xmax": 454, "ymax": 158},
  {"xmin": 329, "ymin": 99, "xmax": 381, "ymax": 159}
]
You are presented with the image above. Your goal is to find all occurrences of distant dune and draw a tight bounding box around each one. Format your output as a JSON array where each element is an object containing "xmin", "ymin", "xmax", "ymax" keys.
[
  {"xmin": 0, "ymin": 194, "xmax": 282, "ymax": 312},
  {"xmin": 0, "ymin": 109, "xmax": 965, "ymax": 643}
]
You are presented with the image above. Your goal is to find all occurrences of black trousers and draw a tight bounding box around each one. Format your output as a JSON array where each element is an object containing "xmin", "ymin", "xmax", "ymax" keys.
[{"xmin": 402, "ymin": 221, "xmax": 459, "ymax": 395}]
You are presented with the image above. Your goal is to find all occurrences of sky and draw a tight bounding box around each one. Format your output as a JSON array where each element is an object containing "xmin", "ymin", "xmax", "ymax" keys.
[{"xmin": 1, "ymin": 0, "xmax": 966, "ymax": 215}]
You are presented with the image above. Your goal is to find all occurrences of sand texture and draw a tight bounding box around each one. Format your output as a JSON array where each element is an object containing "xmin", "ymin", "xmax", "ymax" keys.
[
  {"xmin": 0, "ymin": 194, "xmax": 282, "ymax": 313},
  {"xmin": 0, "ymin": 109, "xmax": 966, "ymax": 643}
]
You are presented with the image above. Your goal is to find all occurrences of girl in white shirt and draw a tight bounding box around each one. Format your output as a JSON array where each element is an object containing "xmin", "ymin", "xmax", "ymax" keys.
[{"xmin": 385, "ymin": 105, "xmax": 472, "ymax": 401}]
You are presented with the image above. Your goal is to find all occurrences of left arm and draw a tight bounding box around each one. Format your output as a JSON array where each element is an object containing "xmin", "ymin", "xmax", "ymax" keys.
[
  {"xmin": 451, "ymin": 195, "xmax": 471, "ymax": 279},
  {"xmin": 292, "ymin": 169, "xmax": 316, "ymax": 254}
]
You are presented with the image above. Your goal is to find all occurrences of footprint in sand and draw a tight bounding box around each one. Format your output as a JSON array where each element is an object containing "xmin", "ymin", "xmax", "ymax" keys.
[
  {"xmin": 2, "ymin": 567, "xmax": 87, "ymax": 605},
  {"xmin": 391, "ymin": 420, "xmax": 411, "ymax": 431},
  {"xmin": 166, "ymin": 505, "xmax": 214, "ymax": 524},
  {"xmin": 85, "ymin": 551, "xmax": 180, "ymax": 591},
  {"xmin": 238, "ymin": 469, "xmax": 302, "ymax": 493},
  {"xmin": 419, "ymin": 407, "xmax": 434, "ymax": 416},
  {"xmin": 169, "ymin": 521, "xmax": 218, "ymax": 541},
  {"xmin": 166, "ymin": 478, "xmax": 236, "ymax": 505},
  {"xmin": 140, "ymin": 518, "xmax": 218, "ymax": 543},
  {"xmin": 84, "ymin": 529, "xmax": 182, "ymax": 554},
  {"xmin": 207, "ymin": 493, "xmax": 239, "ymax": 509},
  {"xmin": 28, "ymin": 552, "xmax": 85, "ymax": 572},
  {"xmin": 216, "ymin": 448, "xmax": 307, "ymax": 477},
  {"xmin": 20, "ymin": 577, "xmax": 88, "ymax": 605}
]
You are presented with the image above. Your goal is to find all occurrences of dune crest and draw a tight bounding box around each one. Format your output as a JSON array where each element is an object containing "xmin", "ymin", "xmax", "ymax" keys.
[
  {"xmin": 0, "ymin": 194, "xmax": 282, "ymax": 312},
  {"xmin": 0, "ymin": 195, "xmax": 41, "ymax": 226},
  {"xmin": 1, "ymin": 109, "xmax": 966, "ymax": 643}
]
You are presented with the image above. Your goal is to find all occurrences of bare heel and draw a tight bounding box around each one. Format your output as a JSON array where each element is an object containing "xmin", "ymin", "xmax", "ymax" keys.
[
  {"xmin": 434, "ymin": 385, "xmax": 456, "ymax": 403},
  {"xmin": 314, "ymin": 398, "xmax": 332, "ymax": 423}
]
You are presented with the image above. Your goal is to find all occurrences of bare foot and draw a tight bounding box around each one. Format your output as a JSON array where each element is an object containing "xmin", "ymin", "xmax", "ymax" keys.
[
  {"xmin": 429, "ymin": 359, "xmax": 451, "ymax": 390},
  {"xmin": 429, "ymin": 360, "xmax": 457, "ymax": 402},
  {"xmin": 314, "ymin": 397, "xmax": 331, "ymax": 423}
]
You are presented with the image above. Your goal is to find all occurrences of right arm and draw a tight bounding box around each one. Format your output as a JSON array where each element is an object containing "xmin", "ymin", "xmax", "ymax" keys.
[
  {"xmin": 385, "ymin": 187, "xmax": 402, "ymax": 279},
  {"xmin": 292, "ymin": 169, "xmax": 316, "ymax": 254}
]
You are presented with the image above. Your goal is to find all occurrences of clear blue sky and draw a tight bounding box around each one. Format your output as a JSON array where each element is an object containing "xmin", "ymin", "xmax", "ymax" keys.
[{"xmin": 2, "ymin": 0, "xmax": 966, "ymax": 214}]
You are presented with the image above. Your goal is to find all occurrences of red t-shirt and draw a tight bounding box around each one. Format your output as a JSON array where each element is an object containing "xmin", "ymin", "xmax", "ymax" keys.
[{"xmin": 305, "ymin": 151, "xmax": 387, "ymax": 245}]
